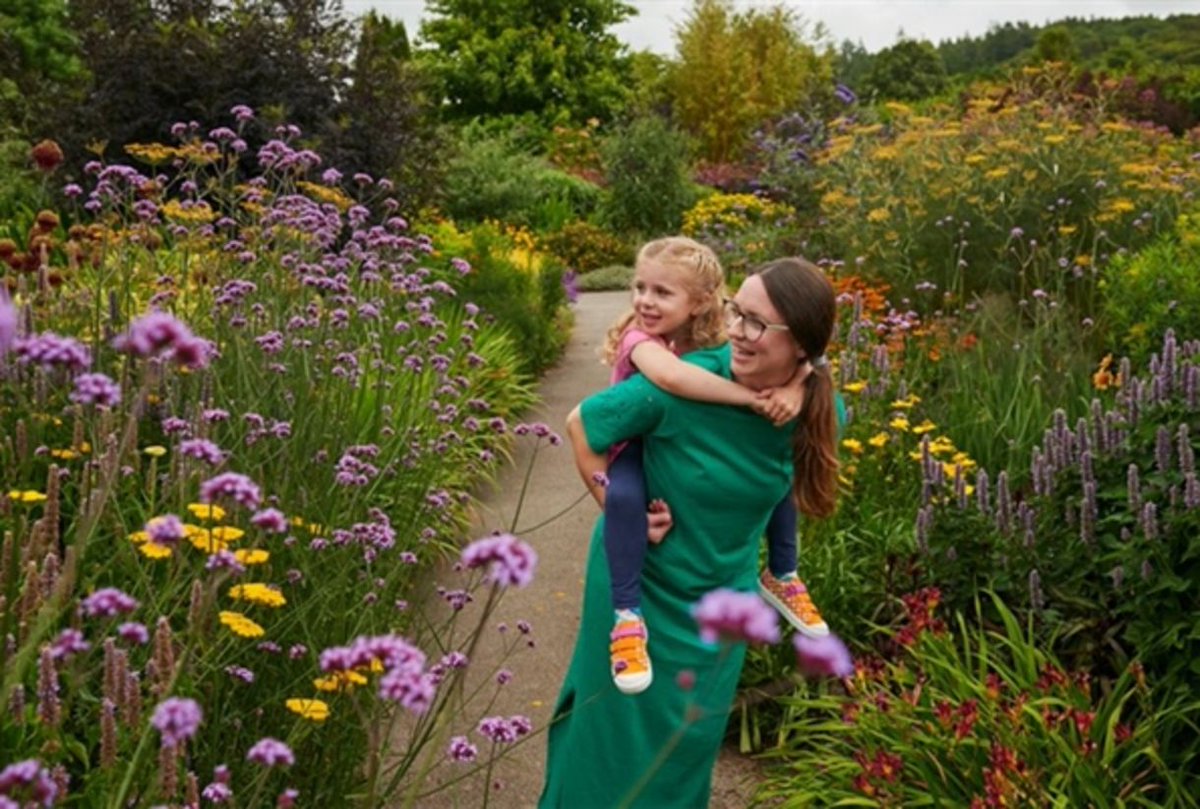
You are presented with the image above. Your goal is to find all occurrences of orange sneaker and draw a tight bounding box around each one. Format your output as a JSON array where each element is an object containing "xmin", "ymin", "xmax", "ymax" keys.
[
  {"xmin": 759, "ymin": 570, "xmax": 829, "ymax": 638},
  {"xmin": 610, "ymin": 612, "xmax": 653, "ymax": 695}
]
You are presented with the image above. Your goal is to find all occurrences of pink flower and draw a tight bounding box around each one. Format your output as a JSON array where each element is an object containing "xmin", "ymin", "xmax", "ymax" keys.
[
  {"xmin": 793, "ymin": 633, "xmax": 854, "ymax": 678},
  {"xmin": 691, "ymin": 589, "xmax": 779, "ymax": 645},
  {"xmin": 200, "ymin": 472, "xmax": 262, "ymax": 509},
  {"xmin": 460, "ymin": 533, "xmax": 537, "ymax": 588},
  {"xmin": 246, "ymin": 737, "xmax": 294, "ymax": 767}
]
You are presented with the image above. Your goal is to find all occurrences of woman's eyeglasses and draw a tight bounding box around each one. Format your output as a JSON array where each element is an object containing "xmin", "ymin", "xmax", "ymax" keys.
[{"xmin": 723, "ymin": 300, "xmax": 790, "ymax": 343}]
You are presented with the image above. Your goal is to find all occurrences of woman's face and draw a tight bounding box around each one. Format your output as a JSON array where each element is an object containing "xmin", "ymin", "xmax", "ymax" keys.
[{"xmin": 728, "ymin": 275, "xmax": 803, "ymax": 388}]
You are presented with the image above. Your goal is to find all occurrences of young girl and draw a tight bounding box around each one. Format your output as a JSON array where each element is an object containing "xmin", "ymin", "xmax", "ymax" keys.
[{"xmin": 598, "ymin": 236, "xmax": 828, "ymax": 695}]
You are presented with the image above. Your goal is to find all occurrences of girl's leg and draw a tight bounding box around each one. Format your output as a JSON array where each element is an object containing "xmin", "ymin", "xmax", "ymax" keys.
[
  {"xmin": 603, "ymin": 440, "xmax": 648, "ymax": 611},
  {"xmin": 765, "ymin": 494, "xmax": 798, "ymax": 578}
]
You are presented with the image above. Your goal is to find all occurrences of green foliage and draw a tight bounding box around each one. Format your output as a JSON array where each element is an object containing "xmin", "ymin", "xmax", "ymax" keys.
[
  {"xmin": 1100, "ymin": 209, "xmax": 1200, "ymax": 364},
  {"xmin": 598, "ymin": 114, "xmax": 695, "ymax": 235},
  {"xmin": 863, "ymin": 38, "xmax": 948, "ymax": 101},
  {"xmin": 0, "ymin": 0, "xmax": 83, "ymax": 134},
  {"xmin": 440, "ymin": 128, "xmax": 600, "ymax": 230},
  {"xmin": 759, "ymin": 597, "xmax": 1183, "ymax": 807},
  {"xmin": 418, "ymin": 0, "xmax": 634, "ymax": 124},
  {"xmin": 538, "ymin": 221, "xmax": 632, "ymax": 273},
  {"xmin": 670, "ymin": 0, "xmax": 833, "ymax": 163},
  {"xmin": 574, "ymin": 263, "xmax": 632, "ymax": 291},
  {"xmin": 1035, "ymin": 26, "xmax": 1080, "ymax": 63}
]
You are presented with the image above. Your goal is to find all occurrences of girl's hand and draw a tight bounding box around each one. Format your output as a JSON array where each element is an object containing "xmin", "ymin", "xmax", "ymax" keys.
[
  {"xmin": 753, "ymin": 388, "xmax": 801, "ymax": 426},
  {"xmin": 646, "ymin": 499, "xmax": 673, "ymax": 544}
]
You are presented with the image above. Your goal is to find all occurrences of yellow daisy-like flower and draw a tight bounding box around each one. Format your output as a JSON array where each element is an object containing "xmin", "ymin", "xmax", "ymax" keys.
[
  {"xmin": 868, "ymin": 432, "xmax": 890, "ymax": 448},
  {"xmin": 841, "ymin": 439, "xmax": 864, "ymax": 455},
  {"xmin": 187, "ymin": 503, "xmax": 227, "ymax": 522},
  {"xmin": 984, "ymin": 168, "xmax": 1009, "ymax": 181},
  {"xmin": 219, "ymin": 610, "xmax": 265, "ymax": 638},
  {"xmin": 911, "ymin": 420, "xmax": 937, "ymax": 435},
  {"xmin": 1043, "ymin": 135, "xmax": 1067, "ymax": 145},
  {"xmin": 143, "ymin": 445, "xmax": 168, "ymax": 458},
  {"xmin": 50, "ymin": 448, "xmax": 78, "ymax": 460},
  {"xmin": 867, "ymin": 207, "xmax": 890, "ymax": 223},
  {"xmin": 189, "ymin": 530, "xmax": 229, "ymax": 554},
  {"xmin": 286, "ymin": 698, "xmax": 330, "ymax": 722},
  {"xmin": 313, "ymin": 670, "xmax": 368, "ymax": 692},
  {"xmin": 928, "ymin": 437, "xmax": 956, "ymax": 456},
  {"xmin": 842, "ymin": 381, "xmax": 868, "ymax": 394},
  {"xmin": 234, "ymin": 549, "xmax": 270, "ymax": 565},
  {"xmin": 890, "ymin": 396, "xmax": 919, "ymax": 410},
  {"xmin": 1057, "ymin": 225, "xmax": 1078, "ymax": 237},
  {"xmin": 209, "ymin": 526, "xmax": 245, "ymax": 542},
  {"xmin": 229, "ymin": 583, "xmax": 287, "ymax": 608},
  {"xmin": 127, "ymin": 530, "xmax": 150, "ymax": 544},
  {"xmin": 182, "ymin": 523, "xmax": 207, "ymax": 537},
  {"xmin": 889, "ymin": 417, "xmax": 911, "ymax": 432},
  {"xmin": 139, "ymin": 542, "xmax": 173, "ymax": 560},
  {"xmin": 7, "ymin": 490, "xmax": 48, "ymax": 504}
]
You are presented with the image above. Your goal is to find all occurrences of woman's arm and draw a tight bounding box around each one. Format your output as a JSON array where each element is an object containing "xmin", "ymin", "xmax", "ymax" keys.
[
  {"xmin": 629, "ymin": 341, "xmax": 757, "ymax": 407},
  {"xmin": 566, "ymin": 404, "xmax": 609, "ymax": 507}
]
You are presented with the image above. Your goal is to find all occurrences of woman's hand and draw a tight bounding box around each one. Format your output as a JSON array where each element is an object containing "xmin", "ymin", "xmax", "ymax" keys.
[{"xmin": 646, "ymin": 499, "xmax": 673, "ymax": 544}]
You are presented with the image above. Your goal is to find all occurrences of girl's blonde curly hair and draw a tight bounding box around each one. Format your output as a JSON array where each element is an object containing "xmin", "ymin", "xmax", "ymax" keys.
[{"xmin": 601, "ymin": 236, "xmax": 726, "ymax": 365}]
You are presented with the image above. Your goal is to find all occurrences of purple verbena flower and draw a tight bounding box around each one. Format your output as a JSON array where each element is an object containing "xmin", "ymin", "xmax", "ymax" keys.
[
  {"xmin": 447, "ymin": 735, "xmax": 478, "ymax": 762},
  {"xmin": 117, "ymin": 622, "xmax": 150, "ymax": 644},
  {"xmin": 691, "ymin": 589, "xmax": 780, "ymax": 645},
  {"xmin": 251, "ymin": 508, "xmax": 288, "ymax": 533},
  {"xmin": 13, "ymin": 332, "xmax": 91, "ymax": 373},
  {"xmin": 151, "ymin": 696, "xmax": 203, "ymax": 748},
  {"xmin": 80, "ymin": 587, "xmax": 139, "ymax": 619},
  {"xmin": 246, "ymin": 737, "xmax": 294, "ymax": 767},
  {"xmin": 460, "ymin": 533, "xmax": 537, "ymax": 588},
  {"xmin": 793, "ymin": 633, "xmax": 855, "ymax": 678},
  {"xmin": 0, "ymin": 292, "xmax": 15, "ymax": 361},
  {"xmin": 49, "ymin": 628, "xmax": 90, "ymax": 660},
  {"xmin": 179, "ymin": 438, "xmax": 225, "ymax": 466},
  {"xmin": 70, "ymin": 372, "xmax": 122, "ymax": 407},
  {"xmin": 0, "ymin": 759, "xmax": 58, "ymax": 807},
  {"xmin": 146, "ymin": 514, "xmax": 185, "ymax": 546},
  {"xmin": 200, "ymin": 472, "xmax": 262, "ymax": 510}
]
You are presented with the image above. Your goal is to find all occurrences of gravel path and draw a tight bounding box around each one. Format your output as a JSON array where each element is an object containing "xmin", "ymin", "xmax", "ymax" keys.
[{"xmin": 399, "ymin": 291, "xmax": 763, "ymax": 808}]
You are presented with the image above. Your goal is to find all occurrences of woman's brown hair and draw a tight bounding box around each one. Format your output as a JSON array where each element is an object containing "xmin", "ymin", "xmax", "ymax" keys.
[
  {"xmin": 601, "ymin": 237, "xmax": 726, "ymax": 364},
  {"xmin": 755, "ymin": 257, "xmax": 839, "ymax": 519}
]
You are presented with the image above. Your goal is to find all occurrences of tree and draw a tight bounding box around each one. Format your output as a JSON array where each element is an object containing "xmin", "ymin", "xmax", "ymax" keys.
[
  {"xmin": 418, "ymin": 0, "xmax": 635, "ymax": 124},
  {"xmin": 670, "ymin": 0, "xmax": 832, "ymax": 163},
  {"xmin": 1, "ymin": 0, "xmax": 84, "ymax": 133},
  {"xmin": 1034, "ymin": 26, "xmax": 1079, "ymax": 64},
  {"xmin": 863, "ymin": 38, "xmax": 947, "ymax": 101},
  {"xmin": 833, "ymin": 39, "xmax": 872, "ymax": 95}
]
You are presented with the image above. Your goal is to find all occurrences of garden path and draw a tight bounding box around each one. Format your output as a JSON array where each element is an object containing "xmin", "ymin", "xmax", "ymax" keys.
[{"xmin": 401, "ymin": 290, "xmax": 763, "ymax": 809}]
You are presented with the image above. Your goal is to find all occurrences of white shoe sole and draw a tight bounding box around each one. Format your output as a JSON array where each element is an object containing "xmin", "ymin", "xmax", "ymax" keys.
[
  {"xmin": 759, "ymin": 582, "xmax": 830, "ymax": 638},
  {"xmin": 614, "ymin": 665, "xmax": 652, "ymax": 695}
]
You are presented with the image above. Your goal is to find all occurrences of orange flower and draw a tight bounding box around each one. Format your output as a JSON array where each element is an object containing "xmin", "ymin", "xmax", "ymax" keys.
[{"xmin": 30, "ymin": 140, "xmax": 65, "ymax": 172}]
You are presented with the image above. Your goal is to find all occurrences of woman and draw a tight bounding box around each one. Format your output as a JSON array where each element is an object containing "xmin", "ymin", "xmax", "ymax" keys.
[{"xmin": 541, "ymin": 257, "xmax": 840, "ymax": 808}]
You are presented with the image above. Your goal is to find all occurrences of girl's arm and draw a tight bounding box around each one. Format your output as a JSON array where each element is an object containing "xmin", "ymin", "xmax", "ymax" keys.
[
  {"xmin": 566, "ymin": 404, "xmax": 609, "ymax": 507},
  {"xmin": 629, "ymin": 340, "xmax": 758, "ymax": 407},
  {"xmin": 753, "ymin": 360, "xmax": 813, "ymax": 425}
]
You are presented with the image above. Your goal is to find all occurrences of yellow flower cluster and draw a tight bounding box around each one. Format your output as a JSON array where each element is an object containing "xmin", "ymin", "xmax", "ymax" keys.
[
  {"xmin": 286, "ymin": 698, "xmax": 330, "ymax": 721},
  {"xmin": 229, "ymin": 583, "xmax": 287, "ymax": 608},
  {"xmin": 220, "ymin": 610, "xmax": 265, "ymax": 638},
  {"xmin": 682, "ymin": 193, "xmax": 795, "ymax": 238}
]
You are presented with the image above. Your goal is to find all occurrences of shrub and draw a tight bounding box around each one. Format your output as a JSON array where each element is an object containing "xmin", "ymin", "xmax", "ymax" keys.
[
  {"xmin": 759, "ymin": 596, "xmax": 1180, "ymax": 807},
  {"xmin": 538, "ymin": 221, "xmax": 632, "ymax": 274},
  {"xmin": 599, "ymin": 115, "xmax": 696, "ymax": 236},
  {"xmin": 575, "ymin": 263, "xmax": 633, "ymax": 292},
  {"xmin": 681, "ymin": 192, "xmax": 799, "ymax": 277},
  {"xmin": 1100, "ymin": 208, "xmax": 1200, "ymax": 364}
]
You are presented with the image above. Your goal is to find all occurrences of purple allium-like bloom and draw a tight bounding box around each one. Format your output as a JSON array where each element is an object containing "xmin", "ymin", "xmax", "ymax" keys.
[
  {"xmin": 13, "ymin": 332, "xmax": 91, "ymax": 373},
  {"xmin": 200, "ymin": 472, "xmax": 262, "ymax": 509},
  {"xmin": 50, "ymin": 628, "xmax": 90, "ymax": 660},
  {"xmin": 0, "ymin": 759, "xmax": 58, "ymax": 807},
  {"xmin": 225, "ymin": 665, "xmax": 255, "ymax": 684},
  {"xmin": 246, "ymin": 737, "xmax": 294, "ymax": 767},
  {"xmin": 70, "ymin": 372, "xmax": 122, "ymax": 407},
  {"xmin": 460, "ymin": 533, "xmax": 537, "ymax": 588},
  {"xmin": 113, "ymin": 311, "xmax": 209, "ymax": 367},
  {"xmin": 202, "ymin": 781, "xmax": 233, "ymax": 803},
  {"xmin": 118, "ymin": 621, "xmax": 150, "ymax": 644},
  {"xmin": 477, "ymin": 715, "xmax": 532, "ymax": 744},
  {"xmin": 146, "ymin": 514, "xmax": 186, "ymax": 546},
  {"xmin": 793, "ymin": 633, "xmax": 855, "ymax": 678},
  {"xmin": 180, "ymin": 438, "xmax": 225, "ymax": 466},
  {"xmin": 80, "ymin": 587, "xmax": 139, "ymax": 618},
  {"xmin": 447, "ymin": 736, "xmax": 478, "ymax": 762},
  {"xmin": 691, "ymin": 589, "xmax": 780, "ymax": 645},
  {"xmin": 251, "ymin": 508, "xmax": 288, "ymax": 533},
  {"xmin": 0, "ymin": 292, "xmax": 15, "ymax": 361},
  {"xmin": 151, "ymin": 696, "xmax": 203, "ymax": 748}
]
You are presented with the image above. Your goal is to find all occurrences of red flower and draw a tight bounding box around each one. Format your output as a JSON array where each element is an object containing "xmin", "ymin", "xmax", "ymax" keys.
[{"xmin": 30, "ymin": 139, "xmax": 64, "ymax": 172}]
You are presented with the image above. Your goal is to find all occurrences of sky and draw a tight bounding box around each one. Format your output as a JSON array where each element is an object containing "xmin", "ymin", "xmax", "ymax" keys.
[{"xmin": 340, "ymin": 1, "xmax": 1197, "ymax": 54}]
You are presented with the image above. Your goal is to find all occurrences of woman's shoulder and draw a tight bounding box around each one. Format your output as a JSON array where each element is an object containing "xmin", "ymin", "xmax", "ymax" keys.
[{"xmin": 680, "ymin": 342, "xmax": 731, "ymax": 376}]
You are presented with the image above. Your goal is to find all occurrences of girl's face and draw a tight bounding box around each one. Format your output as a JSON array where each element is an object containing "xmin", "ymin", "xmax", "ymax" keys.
[
  {"xmin": 631, "ymin": 259, "xmax": 706, "ymax": 341},
  {"xmin": 728, "ymin": 275, "xmax": 803, "ymax": 389}
]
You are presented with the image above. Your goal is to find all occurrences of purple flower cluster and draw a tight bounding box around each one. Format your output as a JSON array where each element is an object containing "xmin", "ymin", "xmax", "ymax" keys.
[
  {"xmin": 118, "ymin": 622, "xmax": 149, "ymax": 644},
  {"xmin": 447, "ymin": 736, "xmax": 478, "ymax": 763},
  {"xmin": 320, "ymin": 633, "xmax": 437, "ymax": 715},
  {"xmin": 70, "ymin": 372, "xmax": 121, "ymax": 407},
  {"xmin": 179, "ymin": 438, "xmax": 225, "ymax": 466},
  {"xmin": 251, "ymin": 508, "xmax": 288, "ymax": 533},
  {"xmin": 113, "ymin": 311, "xmax": 210, "ymax": 368},
  {"xmin": 49, "ymin": 628, "xmax": 90, "ymax": 661},
  {"xmin": 793, "ymin": 633, "xmax": 855, "ymax": 678},
  {"xmin": 200, "ymin": 472, "xmax": 262, "ymax": 510},
  {"xmin": 13, "ymin": 332, "xmax": 92, "ymax": 373},
  {"xmin": 460, "ymin": 533, "xmax": 538, "ymax": 588},
  {"xmin": 146, "ymin": 514, "xmax": 186, "ymax": 546},
  {"xmin": 0, "ymin": 292, "xmax": 16, "ymax": 360},
  {"xmin": 151, "ymin": 696, "xmax": 203, "ymax": 748},
  {"xmin": 691, "ymin": 589, "xmax": 780, "ymax": 645},
  {"xmin": 80, "ymin": 587, "xmax": 139, "ymax": 619},
  {"xmin": 0, "ymin": 759, "xmax": 58, "ymax": 807},
  {"xmin": 246, "ymin": 737, "xmax": 294, "ymax": 767},
  {"xmin": 477, "ymin": 715, "xmax": 532, "ymax": 744}
]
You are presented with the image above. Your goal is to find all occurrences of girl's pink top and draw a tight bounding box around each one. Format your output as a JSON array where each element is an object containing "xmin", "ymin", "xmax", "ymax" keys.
[
  {"xmin": 608, "ymin": 327, "xmax": 676, "ymax": 460},
  {"xmin": 610, "ymin": 327, "xmax": 670, "ymax": 385}
]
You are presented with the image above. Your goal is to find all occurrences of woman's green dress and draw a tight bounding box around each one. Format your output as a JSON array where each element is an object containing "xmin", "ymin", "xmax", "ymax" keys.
[{"xmin": 540, "ymin": 345, "xmax": 794, "ymax": 808}]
